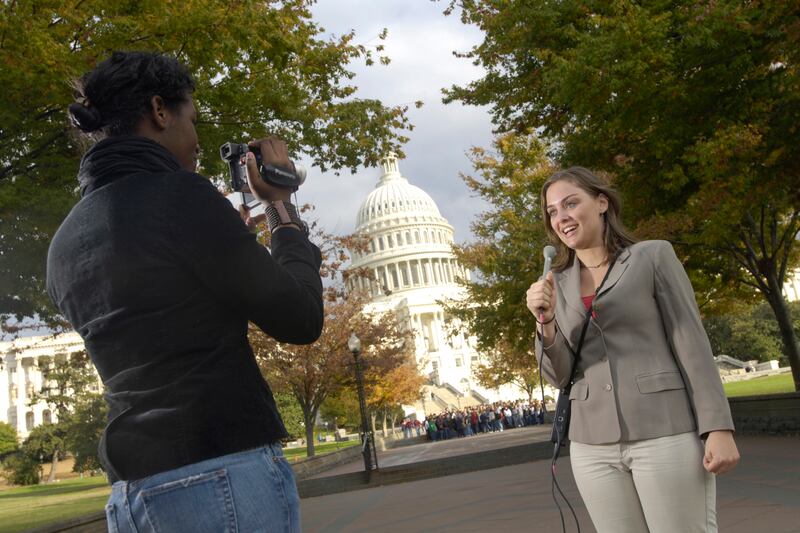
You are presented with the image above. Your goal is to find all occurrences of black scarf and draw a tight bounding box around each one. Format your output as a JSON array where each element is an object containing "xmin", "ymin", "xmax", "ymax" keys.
[{"xmin": 78, "ymin": 136, "xmax": 182, "ymax": 197}]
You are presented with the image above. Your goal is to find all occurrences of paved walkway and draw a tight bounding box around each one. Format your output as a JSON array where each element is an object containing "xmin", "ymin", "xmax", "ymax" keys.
[
  {"xmin": 300, "ymin": 432, "xmax": 800, "ymax": 532},
  {"xmin": 309, "ymin": 425, "xmax": 554, "ymax": 479}
]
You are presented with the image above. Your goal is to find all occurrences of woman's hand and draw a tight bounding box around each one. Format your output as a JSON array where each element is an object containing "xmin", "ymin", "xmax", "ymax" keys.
[
  {"xmin": 243, "ymin": 137, "xmax": 295, "ymax": 203},
  {"xmin": 238, "ymin": 204, "xmax": 266, "ymax": 231},
  {"xmin": 703, "ymin": 430, "xmax": 740, "ymax": 474},
  {"xmin": 526, "ymin": 271, "xmax": 557, "ymax": 324}
]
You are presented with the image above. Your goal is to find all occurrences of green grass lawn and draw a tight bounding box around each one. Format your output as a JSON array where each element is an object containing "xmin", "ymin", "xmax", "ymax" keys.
[
  {"xmin": 0, "ymin": 476, "xmax": 110, "ymax": 533},
  {"xmin": 723, "ymin": 373, "xmax": 795, "ymax": 397},
  {"xmin": 283, "ymin": 439, "xmax": 359, "ymax": 460}
]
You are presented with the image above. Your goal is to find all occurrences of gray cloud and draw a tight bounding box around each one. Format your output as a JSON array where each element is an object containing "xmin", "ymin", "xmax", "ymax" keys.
[{"xmin": 298, "ymin": 0, "xmax": 495, "ymax": 245}]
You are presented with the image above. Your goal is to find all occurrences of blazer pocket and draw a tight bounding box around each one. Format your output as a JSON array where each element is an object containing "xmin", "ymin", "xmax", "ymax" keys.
[
  {"xmin": 569, "ymin": 382, "xmax": 589, "ymax": 401},
  {"xmin": 636, "ymin": 371, "xmax": 686, "ymax": 394}
]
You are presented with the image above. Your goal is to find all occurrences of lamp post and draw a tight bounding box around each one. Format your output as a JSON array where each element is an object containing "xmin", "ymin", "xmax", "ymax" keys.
[{"xmin": 347, "ymin": 332, "xmax": 376, "ymax": 475}]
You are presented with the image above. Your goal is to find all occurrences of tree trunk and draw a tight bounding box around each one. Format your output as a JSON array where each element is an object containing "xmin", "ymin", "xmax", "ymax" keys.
[
  {"xmin": 525, "ymin": 382, "xmax": 535, "ymax": 403},
  {"xmin": 47, "ymin": 449, "xmax": 59, "ymax": 484},
  {"xmin": 381, "ymin": 410, "xmax": 388, "ymax": 437},
  {"xmin": 389, "ymin": 413, "xmax": 398, "ymax": 436},
  {"xmin": 763, "ymin": 276, "xmax": 800, "ymax": 391},
  {"xmin": 370, "ymin": 412, "xmax": 377, "ymax": 434},
  {"xmin": 304, "ymin": 410, "xmax": 316, "ymax": 458}
]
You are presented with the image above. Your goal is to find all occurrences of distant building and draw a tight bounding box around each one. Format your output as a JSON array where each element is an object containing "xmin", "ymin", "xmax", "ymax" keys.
[
  {"xmin": 714, "ymin": 354, "xmax": 757, "ymax": 374},
  {"xmin": 0, "ymin": 332, "xmax": 95, "ymax": 440},
  {"xmin": 347, "ymin": 155, "xmax": 538, "ymax": 417}
]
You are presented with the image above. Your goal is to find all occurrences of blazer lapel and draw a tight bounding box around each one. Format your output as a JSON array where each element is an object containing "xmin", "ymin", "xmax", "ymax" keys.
[
  {"xmin": 556, "ymin": 256, "xmax": 586, "ymax": 349},
  {"xmin": 596, "ymin": 247, "xmax": 631, "ymax": 299}
]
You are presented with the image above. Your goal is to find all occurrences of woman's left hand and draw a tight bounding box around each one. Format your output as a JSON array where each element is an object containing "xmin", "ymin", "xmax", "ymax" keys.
[
  {"xmin": 703, "ymin": 430, "xmax": 740, "ymax": 474},
  {"xmin": 238, "ymin": 204, "xmax": 266, "ymax": 230}
]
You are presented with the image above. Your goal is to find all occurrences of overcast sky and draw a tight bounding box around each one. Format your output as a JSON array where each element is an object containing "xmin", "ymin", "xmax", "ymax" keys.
[{"xmin": 298, "ymin": 0, "xmax": 494, "ymax": 244}]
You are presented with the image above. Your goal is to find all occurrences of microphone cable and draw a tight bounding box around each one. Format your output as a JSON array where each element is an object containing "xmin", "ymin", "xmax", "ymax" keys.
[
  {"xmin": 550, "ymin": 442, "xmax": 581, "ymax": 533},
  {"xmin": 539, "ymin": 319, "xmax": 581, "ymax": 533},
  {"xmin": 535, "ymin": 244, "xmax": 581, "ymax": 532},
  {"xmin": 536, "ymin": 250, "xmax": 618, "ymax": 532}
]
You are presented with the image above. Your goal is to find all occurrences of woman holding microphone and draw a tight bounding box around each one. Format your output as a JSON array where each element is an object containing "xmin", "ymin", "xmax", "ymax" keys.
[{"xmin": 526, "ymin": 167, "xmax": 739, "ymax": 532}]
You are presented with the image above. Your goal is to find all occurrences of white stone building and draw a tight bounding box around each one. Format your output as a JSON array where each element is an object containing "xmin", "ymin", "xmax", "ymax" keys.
[
  {"xmin": 347, "ymin": 155, "xmax": 539, "ymax": 417},
  {"xmin": 0, "ymin": 331, "xmax": 91, "ymax": 440}
]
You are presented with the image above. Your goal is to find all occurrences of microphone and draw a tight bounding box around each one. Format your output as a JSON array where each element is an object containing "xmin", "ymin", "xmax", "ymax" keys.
[
  {"xmin": 542, "ymin": 245, "xmax": 556, "ymax": 279},
  {"xmin": 538, "ymin": 245, "xmax": 557, "ymax": 318}
]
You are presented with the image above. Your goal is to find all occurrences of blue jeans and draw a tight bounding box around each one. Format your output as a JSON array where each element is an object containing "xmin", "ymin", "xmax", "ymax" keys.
[{"xmin": 105, "ymin": 443, "xmax": 300, "ymax": 533}]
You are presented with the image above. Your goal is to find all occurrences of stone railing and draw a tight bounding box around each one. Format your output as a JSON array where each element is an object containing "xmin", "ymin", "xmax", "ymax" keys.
[
  {"xmin": 728, "ymin": 391, "xmax": 800, "ymax": 434},
  {"xmin": 290, "ymin": 444, "xmax": 362, "ymax": 480}
]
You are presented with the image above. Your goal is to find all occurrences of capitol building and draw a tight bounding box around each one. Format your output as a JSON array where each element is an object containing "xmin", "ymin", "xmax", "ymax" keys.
[{"xmin": 347, "ymin": 155, "xmax": 528, "ymax": 417}]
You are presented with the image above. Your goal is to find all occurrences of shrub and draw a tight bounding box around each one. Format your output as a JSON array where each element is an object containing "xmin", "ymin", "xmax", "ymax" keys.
[{"xmin": 2, "ymin": 452, "xmax": 40, "ymax": 486}]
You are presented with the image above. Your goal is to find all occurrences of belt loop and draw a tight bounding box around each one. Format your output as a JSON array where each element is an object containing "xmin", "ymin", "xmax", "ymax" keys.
[{"xmin": 269, "ymin": 441, "xmax": 283, "ymax": 459}]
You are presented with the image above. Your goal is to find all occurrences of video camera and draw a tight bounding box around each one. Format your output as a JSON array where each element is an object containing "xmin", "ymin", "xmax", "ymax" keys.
[{"xmin": 219, "ymin": 142, "xmax": 307, "ymax": 193}]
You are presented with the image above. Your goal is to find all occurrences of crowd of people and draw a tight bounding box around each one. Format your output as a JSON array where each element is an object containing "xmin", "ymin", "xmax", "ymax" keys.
[{"xmin": 401, "ymin": 400, "xmax": 548, "ymax": 442}]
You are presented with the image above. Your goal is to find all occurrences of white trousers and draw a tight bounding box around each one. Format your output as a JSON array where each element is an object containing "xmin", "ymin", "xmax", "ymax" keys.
[{"xmin": 569, "ymin": 432, "xmax": 716, "ymax": 533}]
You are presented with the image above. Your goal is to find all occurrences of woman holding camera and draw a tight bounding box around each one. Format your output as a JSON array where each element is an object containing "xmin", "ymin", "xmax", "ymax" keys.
[
  {"xmin": 47, "ymin": 51, "xmax": 322, "ymax": 532},
  {"xmin": 526, "ymin": 167, "xmax": 739, "ymax": 532}
]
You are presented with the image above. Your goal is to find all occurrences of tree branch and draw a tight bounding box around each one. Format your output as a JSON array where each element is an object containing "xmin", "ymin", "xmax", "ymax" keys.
[
  {"xmin": 775, "ymin": 210, "xmax": 800, "ymax": 258},
  {"xmin": 0, "ymin": 129, "xmax": 67, "ymax": 181},
  {"xmin": 769, "ymin": 205, "xmax": 779, "ymax": 259},
  {"xmin": 734, "ymin": 233, "xmax": 770, "ymax": 294},
  {"xmin": 750, "ymin": 208, "xmax": 770, "ymax": 264},
  {"xmin": 777, "ymin": 210, "xmax": 800, "ymax": 283}
]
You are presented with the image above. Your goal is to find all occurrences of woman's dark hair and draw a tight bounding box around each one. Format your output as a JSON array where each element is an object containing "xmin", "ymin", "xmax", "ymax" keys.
[
  {"xmin": 69, "ymin": 51, "xmax": 195, "ymax": 138},
  {"xmin": 541, "ymin": 166, "xmax": 638, "ymax": 271}
]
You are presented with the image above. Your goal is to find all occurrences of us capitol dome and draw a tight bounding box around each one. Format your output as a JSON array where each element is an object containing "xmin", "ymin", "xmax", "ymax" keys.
[{"xmin": 347, "ymin": 154, "xmax": 527, "ymax": 415}]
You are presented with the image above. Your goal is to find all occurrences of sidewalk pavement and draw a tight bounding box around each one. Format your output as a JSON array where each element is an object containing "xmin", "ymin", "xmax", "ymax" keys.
[{"xmin": 300, "ymin": 432, "xmax": 800, "ymax": 532}]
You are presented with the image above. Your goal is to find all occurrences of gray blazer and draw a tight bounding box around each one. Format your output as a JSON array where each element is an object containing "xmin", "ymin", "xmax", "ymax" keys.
[{"xmin": 537, "ymin": 240, "xmax": 734, "ymax": 444}]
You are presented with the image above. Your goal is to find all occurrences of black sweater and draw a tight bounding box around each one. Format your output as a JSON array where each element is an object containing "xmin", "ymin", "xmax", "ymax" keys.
[{"xmin": 46, "ymin": 136, "xmax": 323, "ymax": 482}]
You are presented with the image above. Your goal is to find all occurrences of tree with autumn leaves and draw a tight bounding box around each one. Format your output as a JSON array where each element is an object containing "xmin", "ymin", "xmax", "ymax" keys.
[
  {"xmin": 445, "ymin": 0, "xmax": 800, "ymax": 390},
  {"xmin": 0, "ymin": 0, "xmax": 414, "ymax": 328},
  {"xmin": 321, "ymin": 356, "xmax": 426, "ymax": 438},
  {"xmin": 443, "ymin": 132, "xmax": 554, "ymax": 395},
  {"xmin": 364, "ymin": 354, "xmax": 425, "ymax": 437},
  {"xmin": 248, "ymin": 229, "xmax": 422, "ymax": 457}
]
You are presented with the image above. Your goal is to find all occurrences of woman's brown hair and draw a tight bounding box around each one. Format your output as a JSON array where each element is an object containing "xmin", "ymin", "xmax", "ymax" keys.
[{"xmin": 541, "ymin": 166, "xmax": 638, "ymax": 271}]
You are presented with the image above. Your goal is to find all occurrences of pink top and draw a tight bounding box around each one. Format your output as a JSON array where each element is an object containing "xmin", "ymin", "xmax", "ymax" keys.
[{"xmin": 582, "ymin": 294, "xmax": 597, "ymax": 319}]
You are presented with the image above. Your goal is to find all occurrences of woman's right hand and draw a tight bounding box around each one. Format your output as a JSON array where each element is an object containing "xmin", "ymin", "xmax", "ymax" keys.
[{"xmin": 526, "ymin": 271, "xmax": 556, "ymax": 324}]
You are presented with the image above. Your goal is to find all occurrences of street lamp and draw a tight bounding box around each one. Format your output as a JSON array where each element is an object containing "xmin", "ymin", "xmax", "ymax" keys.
[{"xmin": 348, "ymin": 332, "xmax": 377, "ymax": 475}]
